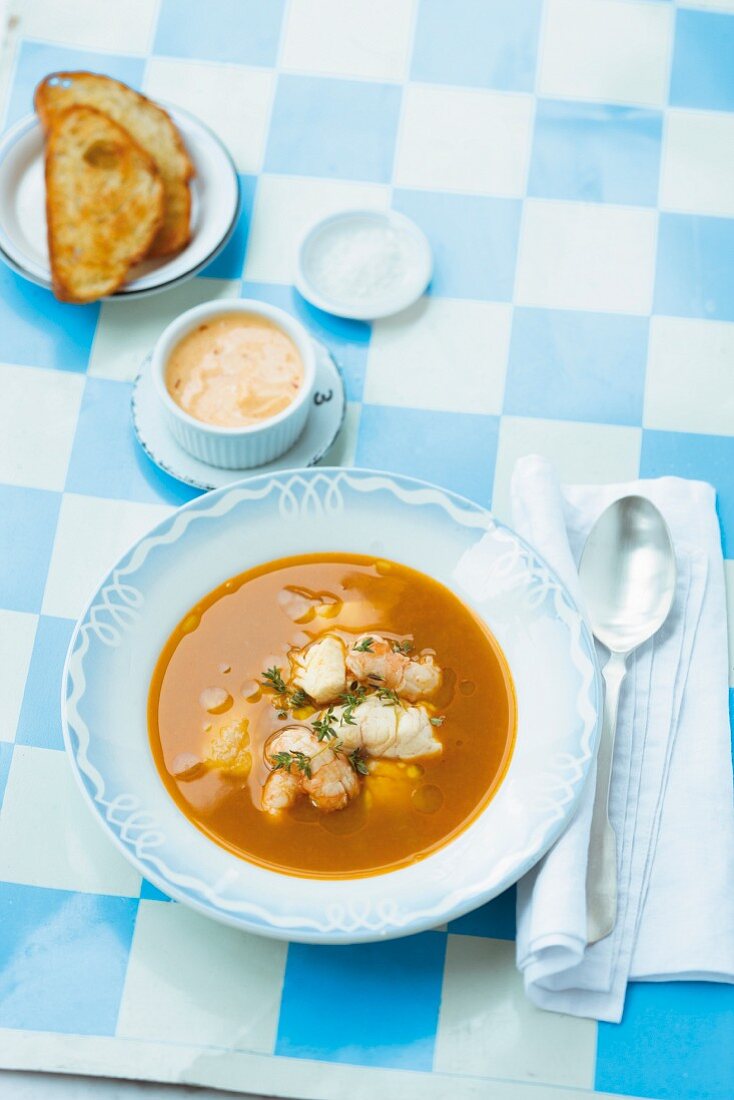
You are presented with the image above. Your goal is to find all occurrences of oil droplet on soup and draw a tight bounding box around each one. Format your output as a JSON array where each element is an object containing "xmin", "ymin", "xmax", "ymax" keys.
[
  {"xmin": 148, "ymin": 553, "xmax": 516, "ymax": 878},
  {"xmin": 199, "ymin": 687, "xmax": 233, "ymax": 714}
]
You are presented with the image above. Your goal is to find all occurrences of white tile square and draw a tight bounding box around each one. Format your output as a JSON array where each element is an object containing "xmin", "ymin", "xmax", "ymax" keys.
[
  {"xmin": 19, "ymin": 0, "xmax": 158, "ymax": 53},
  {"xmin": 0, "ymin": 611, "xmax": 37, "ymax": 744},
  {"xmin": 0, "ymin": 745, "xmax": 141, "ymax": 895},
  {"xmin": 395, "ymin": 84, "xmax": 533, "ymax": 196},
  {"xmin": 243, "ymin": 174, "xmax": 389, "ymax": 284},
  {"xmin": 365, "ymin": 297, "xmax": 511, "ymax": 415},
  {"xmin": 42, "ymin": 494, "xmax": 173, "ymax": 621},
  {"xmin": 0, "ymin": 364, "xmax": 84, "ymax": 491},
  {"xmin": 436, "ymin": 935, "xmax": 597, "ymax": 1086},
  {"xmin": 516, "ymin": 200, "xmax": 657, "ymax": 315},
  {"xmin": 89, "ymin": 278, "xmax": 241, "ymax": 382},
  {"xmin": 144, "ymin": 58, "xmax": 274, "ymax": 173},
  {"xmin": 661, "ymin": 110, "xmax": 734, "ymax": 219},
  {"xmin": 539, "ymin": 0, "xmax": 673, "ymax": 107},
  {"xmin": 281, "ymin": 0, "xmax": 414, "ymax": 81},
  {"xmin": 725, "ymin": 560, "xmax": 734, "ymax": 688},
  {"xmin": 681, "ymin": 1, "xmax": 734, "ymax": 11},
  {"xmin": 492, "ymin": 416, "xmax": 642, "ymax": 524},
  {"xmin": 644, "ymin": 317, "xmax": 734, "ymax": 436},
  {"xmin": 117, "ymin": 900, "xmax": 287, "ymax": 1052}
]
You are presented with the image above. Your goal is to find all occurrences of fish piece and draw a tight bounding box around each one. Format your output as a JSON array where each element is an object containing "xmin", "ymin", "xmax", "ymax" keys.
[
  {"xmin": 329, "ymin": 695, "xmax": 442, "ymax": 759},
  {"xmin": 206, "ymin": 717, "xmax": 251, "ymax": 776},
  {"xmin": 264, "ymin": 725, "xmax": 359, "ymax": 814},
  {"xmin": 291, "ymin": 634, "xmax": 347, "ymax": 704},
  {"xmin": 346, "ymin": 634, "xmax": 441, "ymax": 701}
]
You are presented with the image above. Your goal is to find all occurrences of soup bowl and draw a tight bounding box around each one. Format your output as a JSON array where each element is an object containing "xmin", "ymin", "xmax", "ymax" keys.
[
  {"xmin": 151, "ymin": 299, "xmax": 317, "ymax": 469},
  {"xmin": 62, "ymin": 468, "xmax": 601, "ymax": 943}
]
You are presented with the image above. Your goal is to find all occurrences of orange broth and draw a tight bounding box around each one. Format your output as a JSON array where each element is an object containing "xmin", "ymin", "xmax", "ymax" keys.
[{"xmin": 148, "ymin": 553, "xmax": 516, "ymax": 878}]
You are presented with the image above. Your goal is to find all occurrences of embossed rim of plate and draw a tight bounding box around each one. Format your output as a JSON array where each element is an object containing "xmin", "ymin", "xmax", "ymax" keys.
[{"xmin": 61, "ymin": 468, "xmax": 602, "ymax": 943}]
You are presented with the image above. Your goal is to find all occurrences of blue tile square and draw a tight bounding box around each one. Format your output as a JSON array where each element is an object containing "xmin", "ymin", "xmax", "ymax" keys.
[
  {"xmin": 654, "ymin": 214, "xmax": 734, "ymax": 323},
  {"xmin": 0, "ymin": 266, "xmax": 98, "ymax": 372},
  {"xmin": 596, "ymin": 980, "xmax": 734, "ymax": 1100},
  {"xmin": 448, "ymin": 885, "xmax": 517, "ymax": 939},
  {"xmin": 241, "ymin": 281, "xmax": 370, "ymax": 401},
  {"xmin": 670, "ymin": 9, "xmax": 734, "ymax": 112},
  {"xmin": 640, "ymin": 430, "xmax": 734, "ymax": 557},
  {"xmin": 412, "ymin": 0, "xmax": 542, "ymax": 92},
  {"xmin": 140, "ymin": 879, "xmax": 174, "ymax": 903},
  {"xmin": 0, "ymin": 883, "xmax": 138, "ymax": 1035},
  {"xmin": 356, "ymin": 406, "xmax": 499, "ymax": 508},
  {"xmin": 0, "ymin": 744, "xmax": 13, "ymax": 811},
  {"xmin": 0, "ymin": 486, "xmax": 60, "ymax": 613},
  {"xmin": 16, "ymin": 616, "xmax": 75, "ymax": 751},
  {"xmin": 154, "ymin": 0, "xmax": 285, "ymax": 66},
  {"xmin": 265, "ymin": 76, "xmax": 401, "ymax": 183},
  {"xmin": 528, "ymin": 100, "xmax": 662, "ymax": 206},
  {"xmin": 276, "ymin": 932, "xmax": 446, "ymax": 1070},
  {"xmin": 65, "ymin": 379, "xmax": 199, "ymax": 505},
  {"xmin": 201, "ymin": 174, "xmax": 256, "ymax": 280},
  {"xmin": 4, "ymin": 40, "xmax": 145, "ymax": 129},
  {"xmin": 729, "ymin": 688, "xmax": 733, "ymax": 771},
  {"xmin": 393, "ymin": 190, "xmax": 521, "ymax": 301},
  {"xmin": 505, "ymin": 308, "xmax": 648, "ymax": 425}
]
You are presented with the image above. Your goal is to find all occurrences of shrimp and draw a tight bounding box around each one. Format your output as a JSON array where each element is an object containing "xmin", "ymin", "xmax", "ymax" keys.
[
  {"xmin": 261, "ymin": 725, "xmax": 359, "ymax": 815},
  {"xmin": 329, "ymin": 695, "xmax": 442, "ymax": 759},
  {"xmin": 346, "ymin": 634, "xmax": 441, "ymax": 701},
  {"xmin": 291, "ymin": 634, "xmax": 347, "ymax": 704}
]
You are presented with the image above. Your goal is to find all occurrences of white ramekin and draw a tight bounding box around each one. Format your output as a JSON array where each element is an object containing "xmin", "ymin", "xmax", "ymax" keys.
[{"xmin": 151, "ymin": 299, "xmax": 316, "ymax": 469}]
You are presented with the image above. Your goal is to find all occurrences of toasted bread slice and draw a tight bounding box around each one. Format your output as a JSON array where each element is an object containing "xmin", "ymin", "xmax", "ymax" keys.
[
  {"xmin": 45, "ymin": 106, "xmax": 164, "ymax": 303},
  {"xmin": 36, "ymin": 71, "xmax": 193, "ymax": 256}
]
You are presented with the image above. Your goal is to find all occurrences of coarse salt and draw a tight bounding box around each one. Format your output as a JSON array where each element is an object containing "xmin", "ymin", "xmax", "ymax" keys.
[{"xmin": 306, "ymin": 223, "xmax": 414, "ymax": 305}]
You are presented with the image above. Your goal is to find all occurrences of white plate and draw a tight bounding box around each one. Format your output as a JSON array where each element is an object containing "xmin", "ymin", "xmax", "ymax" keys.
[
  {"xmin": 132, "ymin": 339, "xmax": 346, "ymax": 490},
  {"xmin": 295, "ymin": 208, "xmax": 433, "ymax": 320},
  {"xmin": 62, "ymin": 468, "xmax": 601, "ymax": 944},
  {"xmin": 0, "ymin": 106, "xmax": 239, "ymax": 298}
]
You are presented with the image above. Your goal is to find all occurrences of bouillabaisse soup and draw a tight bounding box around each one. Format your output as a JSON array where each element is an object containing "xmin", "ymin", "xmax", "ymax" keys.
[{"xmin": 148, "ymin": 554, "xmax": 516, "ymax": 878}]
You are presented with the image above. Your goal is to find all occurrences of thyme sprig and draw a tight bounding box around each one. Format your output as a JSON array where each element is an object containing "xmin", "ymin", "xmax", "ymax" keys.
[
  {"xmin": 271, "ymin": 750, "xmax": 312, "ymax": 778},
  {"xmin": 376, "ymin": 687, "xmax": 401, "ymax": 706},
  {"xmin": 288, "ymin": 687, "xmax": 310, "ymax": 710},
  {"xmin": 348, "ymin": 748, "xmax": 369, "ymax": 775},
  {"xmin": 313, "ymin": 707, "xmax": 339, "ymax": 741},
  {"xmin": 261, "ymin": 666, "xmax": 287, "ymax": 694},
  {"xmin": 339, "ymin": 685, "xmax": 367, "ymax": 725}
]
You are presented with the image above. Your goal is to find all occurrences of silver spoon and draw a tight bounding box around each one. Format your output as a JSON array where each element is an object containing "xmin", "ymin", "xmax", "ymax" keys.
[{"xmin": 579, "ymin": 495, "xmax": 677, "ymax": 944}]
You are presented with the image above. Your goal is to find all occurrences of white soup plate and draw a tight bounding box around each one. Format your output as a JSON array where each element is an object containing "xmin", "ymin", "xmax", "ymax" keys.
[{"xmin": 62, "ymin": 468, "xmax": 601, "ymax": 943}]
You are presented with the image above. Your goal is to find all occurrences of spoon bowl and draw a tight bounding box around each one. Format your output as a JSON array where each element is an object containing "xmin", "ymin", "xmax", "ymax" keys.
[{"xmin": 580, "ymin": 495, "xmax": 677, "ymax": 653}]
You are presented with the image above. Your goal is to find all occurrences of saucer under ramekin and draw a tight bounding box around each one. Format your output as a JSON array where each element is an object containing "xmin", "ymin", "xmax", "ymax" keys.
[{"xmin": 132, "ymin": 340, "xmax": 346, "ymax": 491}]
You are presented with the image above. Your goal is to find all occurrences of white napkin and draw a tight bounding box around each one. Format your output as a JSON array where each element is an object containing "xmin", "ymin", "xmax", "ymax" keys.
[{"xmin": 511, "ymin": 455, "xmax": 734, "ymax": 1023}]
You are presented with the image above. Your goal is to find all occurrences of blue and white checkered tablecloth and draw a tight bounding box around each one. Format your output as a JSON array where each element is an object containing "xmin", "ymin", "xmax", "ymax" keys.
[{"xmin": 0, "ymin": 1, "xmax": 733, "ymax": 1098}]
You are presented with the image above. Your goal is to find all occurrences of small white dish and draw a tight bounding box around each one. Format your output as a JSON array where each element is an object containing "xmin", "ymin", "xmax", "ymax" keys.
[
  {"xmin": 132, "ymin": 338, "xmax": 346, "ymax": 490},
  {"xmin": 0, "ymin": 105, "xmax": 239, "ymax": 298},
  {"xmin": 151, "ymin": 298, "xmax": 317, "ymax": 469},
  {"xmin": 296, "ymin": 208, "xmax": 432, "ymax": 321},
  {"xmin": 62, "ymin": 467, "xmax": 601, "ymax": 943}
]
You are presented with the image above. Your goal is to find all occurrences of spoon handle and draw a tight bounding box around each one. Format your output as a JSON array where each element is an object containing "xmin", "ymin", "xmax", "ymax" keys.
[{"xmin": 586, "ymin": 649, "xmax": 628, "ymax": 944}]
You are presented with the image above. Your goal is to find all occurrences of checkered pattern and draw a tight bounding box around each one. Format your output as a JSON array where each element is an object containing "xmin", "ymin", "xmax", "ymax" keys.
[{"xmin": 1, "ymin": 2, "xmax": 733, "ymax": 1098}]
